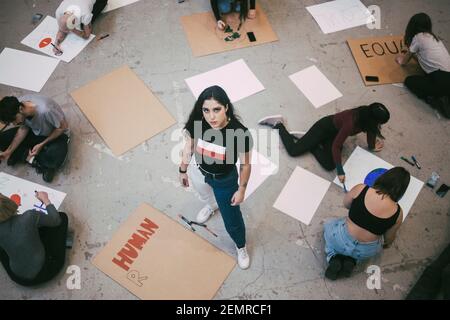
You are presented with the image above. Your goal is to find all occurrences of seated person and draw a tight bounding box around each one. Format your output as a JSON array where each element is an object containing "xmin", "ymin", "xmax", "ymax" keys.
[
  {"xmin": 0, "ymin": 192, "xmax": 69, "ymax": 287},
  {"xmin": 54, "ymin": 0, "xmax": 108, "ymax": 53},
  {"xmin": 396, "ymin": 13, "xmax": 450, "ymax": 118},
  {"xmin": 211, "ymin": 0, "xmax": 256, "ymax": 31},
  {"xmin": 0, "ymin": 94, "xmax": 70, "ymax": 182}
]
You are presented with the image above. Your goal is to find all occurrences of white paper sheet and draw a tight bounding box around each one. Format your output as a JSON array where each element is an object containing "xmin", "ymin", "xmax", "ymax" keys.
[
  {"xmin": 0, "ymin": 48, "xmax": 59, "ymax": 92},
  {"xmin": 0, "ymin": 172, "xmax": 66, "ymax": 215},
  {"xmin": 237, "ymin": 150, "xmax": 278, "ymax": 200},
  {"xmin": 102, "ymin": 0, "xmax": 141, "ymax": 13},
  {"xmin": 306, "ymin": 0, "xmax": 375, "ymax": 34},
  {"xmin": 289, "ymin": 65, "xmax": 342, "ymax": 108},
  {"xmin": 185, "ymin": 59, "xmax": 265, "ymax": 103},
  {"xmin": 21, "ymin": 16, "xmax": 95, "ymax": 63},
  {"xmin": 332, "ymin": 146, "xmax": 423, "ymax": 219},
  {"xmin": 273, "ymin": 167, "xmax": 331, "ymax": 225}
]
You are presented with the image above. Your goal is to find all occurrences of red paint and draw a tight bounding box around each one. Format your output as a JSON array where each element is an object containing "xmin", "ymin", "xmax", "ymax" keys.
[
  {"xmin": 39, "ymin": 37, "xmax": 52, "ymax": 48},
  {"xmin": 10, "ymin": 194, "xmax": 21, "ymax": 206}
]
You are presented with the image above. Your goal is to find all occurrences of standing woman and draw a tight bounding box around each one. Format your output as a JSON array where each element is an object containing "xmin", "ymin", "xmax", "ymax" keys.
[
  {"xmin": 211, "ymin": 0, "xmax": 256, "ymax": 31},
  {"xmin": 258, "ymin": 103, "xmax": 390, "ymax": 184},
  {"xmin": 179, "ymin": 86, "xmax": 253, "ymax": 269},
  {"xmin": 397, "ymin": 13, "xmax": 450, "ymax": 118},
  {"xmin": 323, "ymin": 167, "xmax": 410, "ymax": 280},
  {"xmin": 0, "ymin": 191, "xmax": 68, "ymax": 286}
]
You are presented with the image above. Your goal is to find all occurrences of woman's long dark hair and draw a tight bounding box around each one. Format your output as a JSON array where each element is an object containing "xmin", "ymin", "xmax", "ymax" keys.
[
  {"xmin": 238, "ymin": 0, "xmax": 249, "ymax": 21},
  {"xmin": 355, "ymin": 103, "xmax": 390, "ymax": 139},
  {"xmin": 373, "ymin": 167, "xmax": 410, "ymax": 202},
  {"xmin": 184, "ymin": 86, "xmax": 240, "ymax": 131},
  {"xmin": 405, "ymin": 13, "xmax": 439, "ymax": 47}
]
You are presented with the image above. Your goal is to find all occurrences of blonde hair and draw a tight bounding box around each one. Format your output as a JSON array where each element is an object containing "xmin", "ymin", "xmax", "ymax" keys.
[{"xmin": 0, "ymin": 193, "xmax": 18, "ymax": 223}]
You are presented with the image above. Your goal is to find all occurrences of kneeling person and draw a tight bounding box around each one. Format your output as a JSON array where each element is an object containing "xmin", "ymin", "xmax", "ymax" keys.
[{"xmin": 0, "ymin": 95, "xmax": 70, "ymax": 182}]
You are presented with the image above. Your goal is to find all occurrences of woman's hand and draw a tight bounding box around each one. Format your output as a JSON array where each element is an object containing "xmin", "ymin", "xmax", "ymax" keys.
[
  {"xmin": 179, "ymin": 173, "xmax": 189, "ymax": 188},
  {"xmin": 395, "ymin": 55, "xmax": 405, "ymax": 65},
  {"xmin": 247, "ymin": 9, "xmax": 256, "ymax": 19},
  {"xmin": 231, "ymin": 189, "xmax": 245, "ymax": 206},
  {"xmin": 373, "ymin": 139, "xmax": 384, "ymax": 152},
  {"xmin": 338, "ymin": 175, "xmax": 345, "ymax": 183},
  {"xmin": 35, "ymin": 191, "xmax": 51, "ymax": 206},
  {"xmin": 217, "ymin": 20, "xmax": 226, "ymax": 31}
]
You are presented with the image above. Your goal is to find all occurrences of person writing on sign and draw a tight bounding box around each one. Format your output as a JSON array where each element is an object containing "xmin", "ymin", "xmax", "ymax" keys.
[
  {"xmin": 396, "ymin": 13, "xmax": 450, "ymax": 118},
  {"xmin": 0, "ymin": 192, "xmax": 69, "ymax": 286},
  {"xmin": 211, "ymin": 0, "xmax": 256, "ymax": 31},
  {"xmin": 258, "ymin": 103, "xmax": 390, "ymax": 184},
  {"xmin": 323, "ymin": 167, "xmax": 410, "ymax": 280},
  {"xmin": 179, "ymin": 86, "xmax": 253, "ymax": 269},
  {"xmin": 53, "ymin": 0, "xmax": 108, "ymax": 53},
  {"xmin": 0, "ymin": 95, "xmax": 70, "ymax": 183}
]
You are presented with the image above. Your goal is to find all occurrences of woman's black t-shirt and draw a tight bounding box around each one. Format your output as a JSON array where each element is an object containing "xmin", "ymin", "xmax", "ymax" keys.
[{"xmin": 186, "ymin": 118, "xmax": 253, "ymax": 175}]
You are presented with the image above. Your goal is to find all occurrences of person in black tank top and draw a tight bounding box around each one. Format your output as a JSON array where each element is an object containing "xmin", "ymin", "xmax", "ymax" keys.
[{"xmin": 323, "ymin": 167, "xmax": 410, "ymax": 280}]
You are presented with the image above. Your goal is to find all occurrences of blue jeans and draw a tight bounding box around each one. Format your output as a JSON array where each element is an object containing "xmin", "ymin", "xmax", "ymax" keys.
[
  {"xmin": 218, "ymin": 0, "xmax": 241, "ymax": 15},
  {"xmin": 324, "ymin": 217, "xmax": 383, "ymax": 262},
  {"xmin": 205, "ymin": 167, "xmax": 246, "ymax": 248}
]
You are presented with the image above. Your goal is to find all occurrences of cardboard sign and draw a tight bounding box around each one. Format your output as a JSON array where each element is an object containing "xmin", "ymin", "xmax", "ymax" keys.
[
  {"xmin": 92, "ymin": 204, "xmax": 236, "ymax": 300},
  {"xmin": 0, "ymin": 172, "xmax": 66, "ymax": 215},
  {"xmin": 180, "ymin": 4, "xmax": 278, "ymax": 57},
  {"xmin": 70, "ymin": 65, "xmax": 176, "ymax": 156},
  {"xmin": 348, "ymin": 35, "xmax": 422, "ymax": 86}
]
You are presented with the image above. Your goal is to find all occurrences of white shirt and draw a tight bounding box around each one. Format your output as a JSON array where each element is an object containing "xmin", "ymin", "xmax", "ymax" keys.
[
  {"xmin": 55, "ymin": 0, "xmax": 95, "ymax": 31},
  {"xmin": 409, "ymin": 33, "xmax": 450, "ymax": 73}
]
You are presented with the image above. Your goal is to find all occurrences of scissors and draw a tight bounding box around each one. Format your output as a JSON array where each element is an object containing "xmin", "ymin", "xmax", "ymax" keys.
[{"xmin": 178, "ymin": 214, "xmax": 218, "ymax": 237}]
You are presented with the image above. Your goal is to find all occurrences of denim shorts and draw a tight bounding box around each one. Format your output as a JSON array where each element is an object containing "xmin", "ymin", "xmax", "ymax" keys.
[
  {"xmin": 218, "ymin": 0, "xmax": 241, "ymax": 15},
  {"xmin": 324, "ymin": 217, "xmax": 383, "ymax": 262}
]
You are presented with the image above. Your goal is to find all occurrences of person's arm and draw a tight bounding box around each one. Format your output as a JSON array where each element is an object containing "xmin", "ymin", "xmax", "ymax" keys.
[
  {"xmin": 179, "ymin": 133, "xmax": 194, "ymax": 187},
  {"xmin": 248, "ymin": 0, "xmax": 256, "ymax": 18},
  {"xmin": 29, "ymin": 119, "xmax": 68, "ymax": 157},
  {"xmin": 71, "ymin": 23, "xmax": 92, "ymax": 39},
  {"xmin": 0, "ymin": 126, "xmax": 29, "ymax": 160},
  {"xmin": 396, "ymin": 50, "xmax": 414, "ymax": 66},
  {"xmin": 383, "ymin": 208, "xmax": 403, "ymax": 248},
  {"xmin": 210, "ymin": 0, "xmax": 221, "ymax": 21},
  {"xmin": 55, "ymin": 30, "xmax": 68, "ymax": 47},
  {"xmin": 332, "ymin": 122, "xmax": 352, "ymax": 182},
  {"xmin": 34, "ymin": 191, "xmax": 62, "ymax": 227},
  {"xmin": 343, "ymin": 183, "xmax": 365, "ymax": 209},
  {"xmin": 231, "ymin": 151, "xmax": 252, "ymax": 206}
]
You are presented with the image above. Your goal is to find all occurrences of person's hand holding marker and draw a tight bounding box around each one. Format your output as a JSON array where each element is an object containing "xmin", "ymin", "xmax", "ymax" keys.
[
  {"xmin": 35, "ymin": 191, "xmax": 51, "ymax": 206},
  {"xmin": 51, "ymin": 43, "xmax": 63, "ymax": 56},
  {"xmin": 373, "ymin": 139, "xmax": 384, "ymax": 152}
]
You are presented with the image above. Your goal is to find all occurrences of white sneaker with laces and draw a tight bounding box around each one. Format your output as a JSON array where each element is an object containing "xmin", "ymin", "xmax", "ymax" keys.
[
  {"xmin": 196, "ymin": 205, "xmax": 217, "ymax": 224},
  {"xmin": 236, "ymin": 245, "xmax": 250, "ymax": 269},
  {"xmin": 257, "ymin": 115, "xmax": 284, "ymax": 128}
]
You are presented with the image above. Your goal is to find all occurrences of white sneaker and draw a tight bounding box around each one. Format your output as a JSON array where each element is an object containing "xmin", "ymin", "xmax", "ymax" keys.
[
  {"xmin": 196, "ymin": 205, "xmax": 217, "ymax": 224},
  {"xmin": 236, "ymin": 246, "xmax": 250, "ymax": 269},
  {"xmin": 289, "ymin": 130, "xmax": 306, "ymax": 139},
  {"xmin": 257, "ymin": 115, "xmax": 284, "ymax": 128}
]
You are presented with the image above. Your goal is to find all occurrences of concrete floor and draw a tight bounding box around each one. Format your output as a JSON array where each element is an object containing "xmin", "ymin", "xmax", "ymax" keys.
[{"xmin": 0, "ymin": 0, "xmax": 449, "ymax": 300}]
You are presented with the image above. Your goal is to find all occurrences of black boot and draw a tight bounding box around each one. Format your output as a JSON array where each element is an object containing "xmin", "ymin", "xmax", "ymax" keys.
[
  {"xmin": 341, "ymin": 256, "xmax": 356, "ymax": 278},
  {"xmin": 325, "ymin": 255, "xmax": 343, "ymax": 280}
]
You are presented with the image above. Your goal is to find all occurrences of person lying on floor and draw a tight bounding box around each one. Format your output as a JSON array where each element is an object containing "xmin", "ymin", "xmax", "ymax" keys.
[{"xmin": 258, "ymin": 103, "xmax": 390, "ymax": 184}]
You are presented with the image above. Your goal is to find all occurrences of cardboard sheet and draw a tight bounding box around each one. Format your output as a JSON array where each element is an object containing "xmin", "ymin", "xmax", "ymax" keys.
[
  {"xmin": 348, "ymin": 35, "xmax": 423, "ymax": 86},
  {"xmin": 21, "ymin": 16, "xmax": 95, "ymax": 63},
  {"xmin": 237, "ymin": 149, "xmax": 278, "ymax": 200},
  {"xmin": 332, "ymin": 146, "xmax": 424, "ymax": 219},
  {"xmin": 0, "ymin": 172, "xmax": 66, "ymax": 215},
  {"xmin": 0, "ymin": 48, "xmax": 59, "ymax": 92},
  {"xmin": 289, "ymin": 65, "xmax": 342, "ymax": 108},
  {"xmin": 180, "ymin": 4, "xmax": 278, "ymax": 57},
  {"xmin": 70, "ymin": 65, "xmax": 176, "ymax": 156},
  {"xmin": 102, "ymin": 0, "xmax": 141, "ymax": 13},
  {"xmin": 185, "ymin": 59, "xmax": 265, "ymax": 103},
  {"xmin": 92, "ymin": 203, "xmax": 235, "ymax": 300},
  {"xmin": 306, "ymin": 0, "xmax": 374, "ymax": 34},
  {"xmin": 273, "ymin": 167, "xmax": 331, "ymax": 225}
]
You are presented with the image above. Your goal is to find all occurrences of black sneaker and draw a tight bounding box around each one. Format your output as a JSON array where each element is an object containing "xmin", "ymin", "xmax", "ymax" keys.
[
  {"xmin": 325, "ymin": 255, "xmax": 342, "ymax": 280},
  {"xmin": 340, "ymin": 256, "xmax": 356, "ymax": 278},
  {"xmin": 42, "ymin": 168, "xmax": 56, "ymax": 183}
]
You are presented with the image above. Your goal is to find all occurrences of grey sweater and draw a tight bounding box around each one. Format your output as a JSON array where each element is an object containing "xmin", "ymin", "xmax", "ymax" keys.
[{"xmin": 0, "ymin": 204, "xmax": 61, "ymax": 279}]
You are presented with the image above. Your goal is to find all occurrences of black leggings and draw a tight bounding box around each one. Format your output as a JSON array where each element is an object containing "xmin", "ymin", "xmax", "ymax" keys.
[
  {"xmin": 276, "ymin": 116, "xmax": 338, "ymax": 171},
  {"xmin": 0, "ymin": 127, "xmax": 68, "ymax": 170},
  {"xmin": 404, "ymin": 70, "xmax": 450, "ymax": 100},
  {"xmin": 0, "ymin": 212, "xmax": 68, "ymax": 287},
  {"xmin": 92, "ymin": 0, "xmax": 108, "ymax": 22}
]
